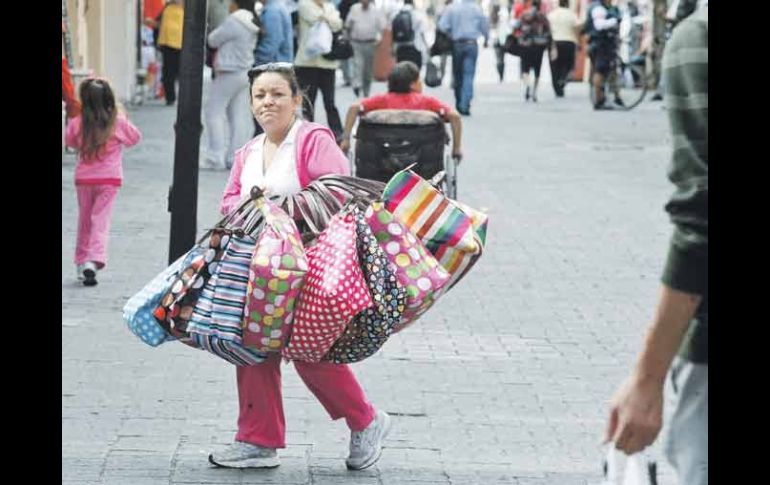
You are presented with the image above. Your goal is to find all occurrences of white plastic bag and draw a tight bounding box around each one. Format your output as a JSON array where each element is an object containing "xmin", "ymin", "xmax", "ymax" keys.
[
  {"xmin": 598, "ymin": 447, "xmax": 657, "ymax": 485},
  {"xmin": 305, "ymin": 21, "xmax": 333, "ymax": 58}
]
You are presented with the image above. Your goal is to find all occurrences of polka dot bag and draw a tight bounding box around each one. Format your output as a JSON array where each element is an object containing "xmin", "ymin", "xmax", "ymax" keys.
[
  {"xmin": 364, "ymin": 201, "xmax": 451, "ymax": 333},
  {"xmin": 323, "ymin": 206, "xmax": 407, "ymax": 364},
  {"xmin": 242, "ymin": 198, "xmax": 309, "ymax": 353},
  {"xmin": 123, "ymin": 247, "xmax": 206, "ymax": 347},
  {"xmin": 281, "ymin": 207, "xmax": 374, "ymax": 363}
]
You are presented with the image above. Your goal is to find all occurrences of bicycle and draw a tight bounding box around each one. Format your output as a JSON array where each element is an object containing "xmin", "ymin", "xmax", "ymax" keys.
[{"xmin": 589, "ymin": 54, "xmax": 649, "ymax": 111}]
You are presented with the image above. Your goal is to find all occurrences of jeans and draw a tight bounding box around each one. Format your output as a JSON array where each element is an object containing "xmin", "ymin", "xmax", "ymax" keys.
[
  {"xmin": 664, "ymin": 357, "xmax": 708, "ymax": 485},
  {"xmin": 451, "ymin": 41, "xmax": 478, "ymax": 113},
  {"xmin": 549, "ymin": 41, "xmax": 576, "ymax": 96},
  {"xmin": 75, "ymin": 184, "xmax": 120, "ymax": 268}
]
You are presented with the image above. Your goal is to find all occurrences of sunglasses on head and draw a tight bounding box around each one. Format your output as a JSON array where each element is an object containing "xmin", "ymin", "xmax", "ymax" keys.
[{"xmin": 248, "ymin": 62, "xmax": 294, "ymax": 78}]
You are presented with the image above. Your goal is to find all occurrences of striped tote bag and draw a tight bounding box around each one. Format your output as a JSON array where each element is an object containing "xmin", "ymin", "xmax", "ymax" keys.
[{"xmin": 382, "ymin": 169, "xmax": 488, "ymax": 289}]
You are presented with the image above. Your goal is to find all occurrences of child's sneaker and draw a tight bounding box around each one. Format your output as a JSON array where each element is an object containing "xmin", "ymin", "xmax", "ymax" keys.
[
  {"xmin": 76, "ymin": 264, "xmax": 86, "ymax": 281},
  {"xmin": 82, "ymin": 261, "xmax": 98, "ymax": 287}
]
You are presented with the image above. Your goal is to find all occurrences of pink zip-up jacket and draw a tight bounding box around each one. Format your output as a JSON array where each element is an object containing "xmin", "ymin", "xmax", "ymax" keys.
[
  {"xmin": 219, "ymin": 121, "xmax": 350, "ymax": 215},
  {"xmin": 65, "ymin": 114, "xmax": 142, "ymax": 186}
]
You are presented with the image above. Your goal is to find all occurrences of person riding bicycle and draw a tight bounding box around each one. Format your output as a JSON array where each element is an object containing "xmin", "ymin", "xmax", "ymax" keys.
[{"xmin": 584, "ymin": 0, "xmax": 623, "ymax": 109}]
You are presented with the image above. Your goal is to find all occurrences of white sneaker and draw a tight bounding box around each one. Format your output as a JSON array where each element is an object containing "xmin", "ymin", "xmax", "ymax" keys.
[
  {"xmin": 76, "ymin": 264, "xmax": 86, "ymax": 281},
  {"xmin": 208, "ymin": 442, "xmax": 280, "ymax": 469},
  {"xmin": 82, "ymin": 261, "xmax": 98, "ymax": 287},
  {"xmin": 346, "ymin": 409, "xmax": 392, "ymax": 470}
]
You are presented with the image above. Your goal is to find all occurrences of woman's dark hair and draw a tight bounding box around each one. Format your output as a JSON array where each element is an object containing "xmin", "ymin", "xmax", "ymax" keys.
[
  {"xmin": 388, "ymin": 61, "xmax": 420, "ymax": 93},
  {"xmin": 248, "ymin": 63, "xmax": 301, "ymax": 97},
  {"xmin": 78, "ymin": 78, "xmax": 118, "ymax": 161}
]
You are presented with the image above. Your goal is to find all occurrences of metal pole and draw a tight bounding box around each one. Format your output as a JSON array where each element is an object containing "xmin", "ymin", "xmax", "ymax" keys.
[{"xmin": 168, "ymin": 0, "xmax": 208, "ymax": 264}]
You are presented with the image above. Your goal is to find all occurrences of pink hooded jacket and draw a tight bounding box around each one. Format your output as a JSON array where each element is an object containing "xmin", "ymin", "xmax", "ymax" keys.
[{"xmin": 219, "ymin": 121, "xmax": 350, "ymax": 215}]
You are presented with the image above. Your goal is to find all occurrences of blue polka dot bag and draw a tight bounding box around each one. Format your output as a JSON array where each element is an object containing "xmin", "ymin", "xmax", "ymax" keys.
[{"xmin": 123, "ymin": 248, "xmax": 205, "ymax": 347}]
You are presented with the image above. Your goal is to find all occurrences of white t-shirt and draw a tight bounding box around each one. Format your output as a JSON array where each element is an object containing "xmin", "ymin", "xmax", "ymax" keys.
[{"xmin": 240, "ymin": 118, "xmax": 303, "ymax": 199}]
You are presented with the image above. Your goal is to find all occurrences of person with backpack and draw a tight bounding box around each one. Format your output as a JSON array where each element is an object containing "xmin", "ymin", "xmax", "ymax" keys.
[
  {"xmin": 391, "ymin": 0, "xmax": 429, "ymax": 70},
  {"xmin": 438, "ymin": 0, "xmax": 490, "ymax": 116}
]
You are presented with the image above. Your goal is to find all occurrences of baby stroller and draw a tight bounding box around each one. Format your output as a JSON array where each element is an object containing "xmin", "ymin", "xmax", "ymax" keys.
[{"xmin": 352, "ymin": 109, "xmax": 458, "ymax": 199}]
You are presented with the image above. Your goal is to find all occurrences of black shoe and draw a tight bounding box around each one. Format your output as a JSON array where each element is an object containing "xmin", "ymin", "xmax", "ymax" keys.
[
  {"xmin": 458, "ymin": 108, "xmax": 471, "ymax": 116},
  {"xmin": 613, "ymin": 97, "xmax": 625, "ymax": 107},
  {"xmin": 353, "ymin": 87, "xmax": 360, "ymax": 97},
  {"xmin": 525, "ymin": 86, "xmax": 531, "ymax": 101},
  {"xmin": 651, "ymin": 93, "xmax": 663, "ymax": 101}
]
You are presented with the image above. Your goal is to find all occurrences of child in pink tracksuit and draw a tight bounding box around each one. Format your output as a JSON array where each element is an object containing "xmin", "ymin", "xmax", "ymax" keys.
[{"xmin": 65, "ymin": 78, "xmax": 142, "ymax": 286}]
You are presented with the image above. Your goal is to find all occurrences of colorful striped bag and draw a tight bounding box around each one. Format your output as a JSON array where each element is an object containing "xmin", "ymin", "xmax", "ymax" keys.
[{"xmin": 382, "ymin": 169, "xmax": 488, "ymax": 289}]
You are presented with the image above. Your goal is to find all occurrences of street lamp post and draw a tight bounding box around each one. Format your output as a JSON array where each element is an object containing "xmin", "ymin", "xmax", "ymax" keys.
[{"xmin": 168, "ymin": 0, "xmax": 208, "ymax": 264}]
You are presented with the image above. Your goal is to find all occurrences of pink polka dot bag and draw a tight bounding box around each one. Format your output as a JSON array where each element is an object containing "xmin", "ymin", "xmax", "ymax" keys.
[{"xmin": 281, "ymin": 207, "xmax": 374, "ymax": 363}]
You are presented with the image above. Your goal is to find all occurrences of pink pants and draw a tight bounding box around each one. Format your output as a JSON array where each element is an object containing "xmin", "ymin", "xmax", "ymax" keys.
[
  {"xmin": 75, "ymin": 184, "xmax": 119, "ymax": 268},
  {"xmin": 235, "ymin": 353, "xmax": 376, "ymax": 448}
]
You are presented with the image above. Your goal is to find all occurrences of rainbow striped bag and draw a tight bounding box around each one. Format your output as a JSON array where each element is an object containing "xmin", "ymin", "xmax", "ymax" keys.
[{"xmin": 382, "ymin": 169, "xmax": 488, "ymax": 289}]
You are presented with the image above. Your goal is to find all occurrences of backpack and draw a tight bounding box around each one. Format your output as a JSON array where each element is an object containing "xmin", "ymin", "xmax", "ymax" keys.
[{"xmin": 392, "ymin": 10, "xmax": 415, "ymax": 43}]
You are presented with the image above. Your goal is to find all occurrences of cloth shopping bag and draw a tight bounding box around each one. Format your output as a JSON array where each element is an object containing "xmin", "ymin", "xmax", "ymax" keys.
[
  {"xmin": 152, "ymin": 229, "xmax": 231, "ymax": 338},
  {"xmin": 364, "ymin": 202, "xmax": 450, "ymax": 332},
  {"xmin": 324, "ymin": 208, "xmax": 406, "ymax": 363},
  {"xmin": 123, "ymin": 247, "xmax": 205, "ymax": 347},
  {"xmin": 243, "ymin": 198, "xmax": 308, "ymax": 353},
  {"xmin": 281, "ymin": 207, "xmax": 373, "ymax": 362},
  {"xmin": 382, "ymin": 168, "xmax": 487, "ymax": 289},
  {"xmin": 184, "ymin": 333, "xmax": 267, "ymax": 366}
]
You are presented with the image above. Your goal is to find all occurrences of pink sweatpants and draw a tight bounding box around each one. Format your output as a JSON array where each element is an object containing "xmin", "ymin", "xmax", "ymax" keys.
[
  {"xmin": 235, "ymin": 353, "xmax": 376, "ymax": 448},
  {"xmin": 75, "ymin": 184, "xmax": 119, "ymax": 268}
]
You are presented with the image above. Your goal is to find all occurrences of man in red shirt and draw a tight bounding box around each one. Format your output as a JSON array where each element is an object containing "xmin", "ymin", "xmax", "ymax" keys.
[{"xmin": 339, "ymin": 61, "xmax": 463, "ymax": 161}]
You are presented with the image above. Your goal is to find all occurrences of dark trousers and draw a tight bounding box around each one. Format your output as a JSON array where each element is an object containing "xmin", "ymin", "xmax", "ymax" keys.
[
  {"xmin": 549, "ymin": 41, "xmax": 576, "ymax": 97},
  {"xmin": 295, "ymin": 66, "xmax": 343, "ymax": 139},
  {"xmin": 160, "ymin": 46, "xmax": 181, "ymax": 104},
  {"xmin": 396, "ymin": 44, "xmax": 423, "ymax": 70}
]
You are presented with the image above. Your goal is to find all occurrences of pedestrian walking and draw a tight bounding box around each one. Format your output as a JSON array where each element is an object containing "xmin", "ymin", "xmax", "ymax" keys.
[
  {"xmin": 202, "ymin": 0, "xmax": 261, "ymax": 171},
  {"xmin": 546, "ymin": 0, "xmax": 580, "ymax": 97},
  {"xmin": 294, "ymin": 0, "xmax": 345, "ymax": 140},
  {"xmin": 345, "ymin": 0, "xmax": 386, "ymax": 97},
  {"xmin": 391, "ymin": 0, "xmax": 429, "ymax": 70},
  {"xmin": 210, "ymin": 62, "xmax": 392, "ymax": 471},
  {"xmin": 514, "ymin": 0, "xmax": 552, "ymax": 102},
  {"xmin": 438, "ymin": 0, "xmax": 490, "ymax": 115},
  {"xmin": 338, "ymin": 0, "xmax": 360, "ymax": 86},
  {"xmin": 64, "ymin": 78, "xmax": 142, "ymax": 287},
  {"xmin": 604, "ymin": 7, "xmax": 707, "ymax": 485},
  {"xmin": 156, "ymin": 0, "xmax": 184, "ymax": 106}
]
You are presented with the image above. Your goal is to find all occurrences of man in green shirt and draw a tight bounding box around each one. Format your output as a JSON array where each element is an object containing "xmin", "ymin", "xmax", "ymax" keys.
[{"xmin": 604, "ymin": 6, "xmax": 707, "ymax": 485}]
